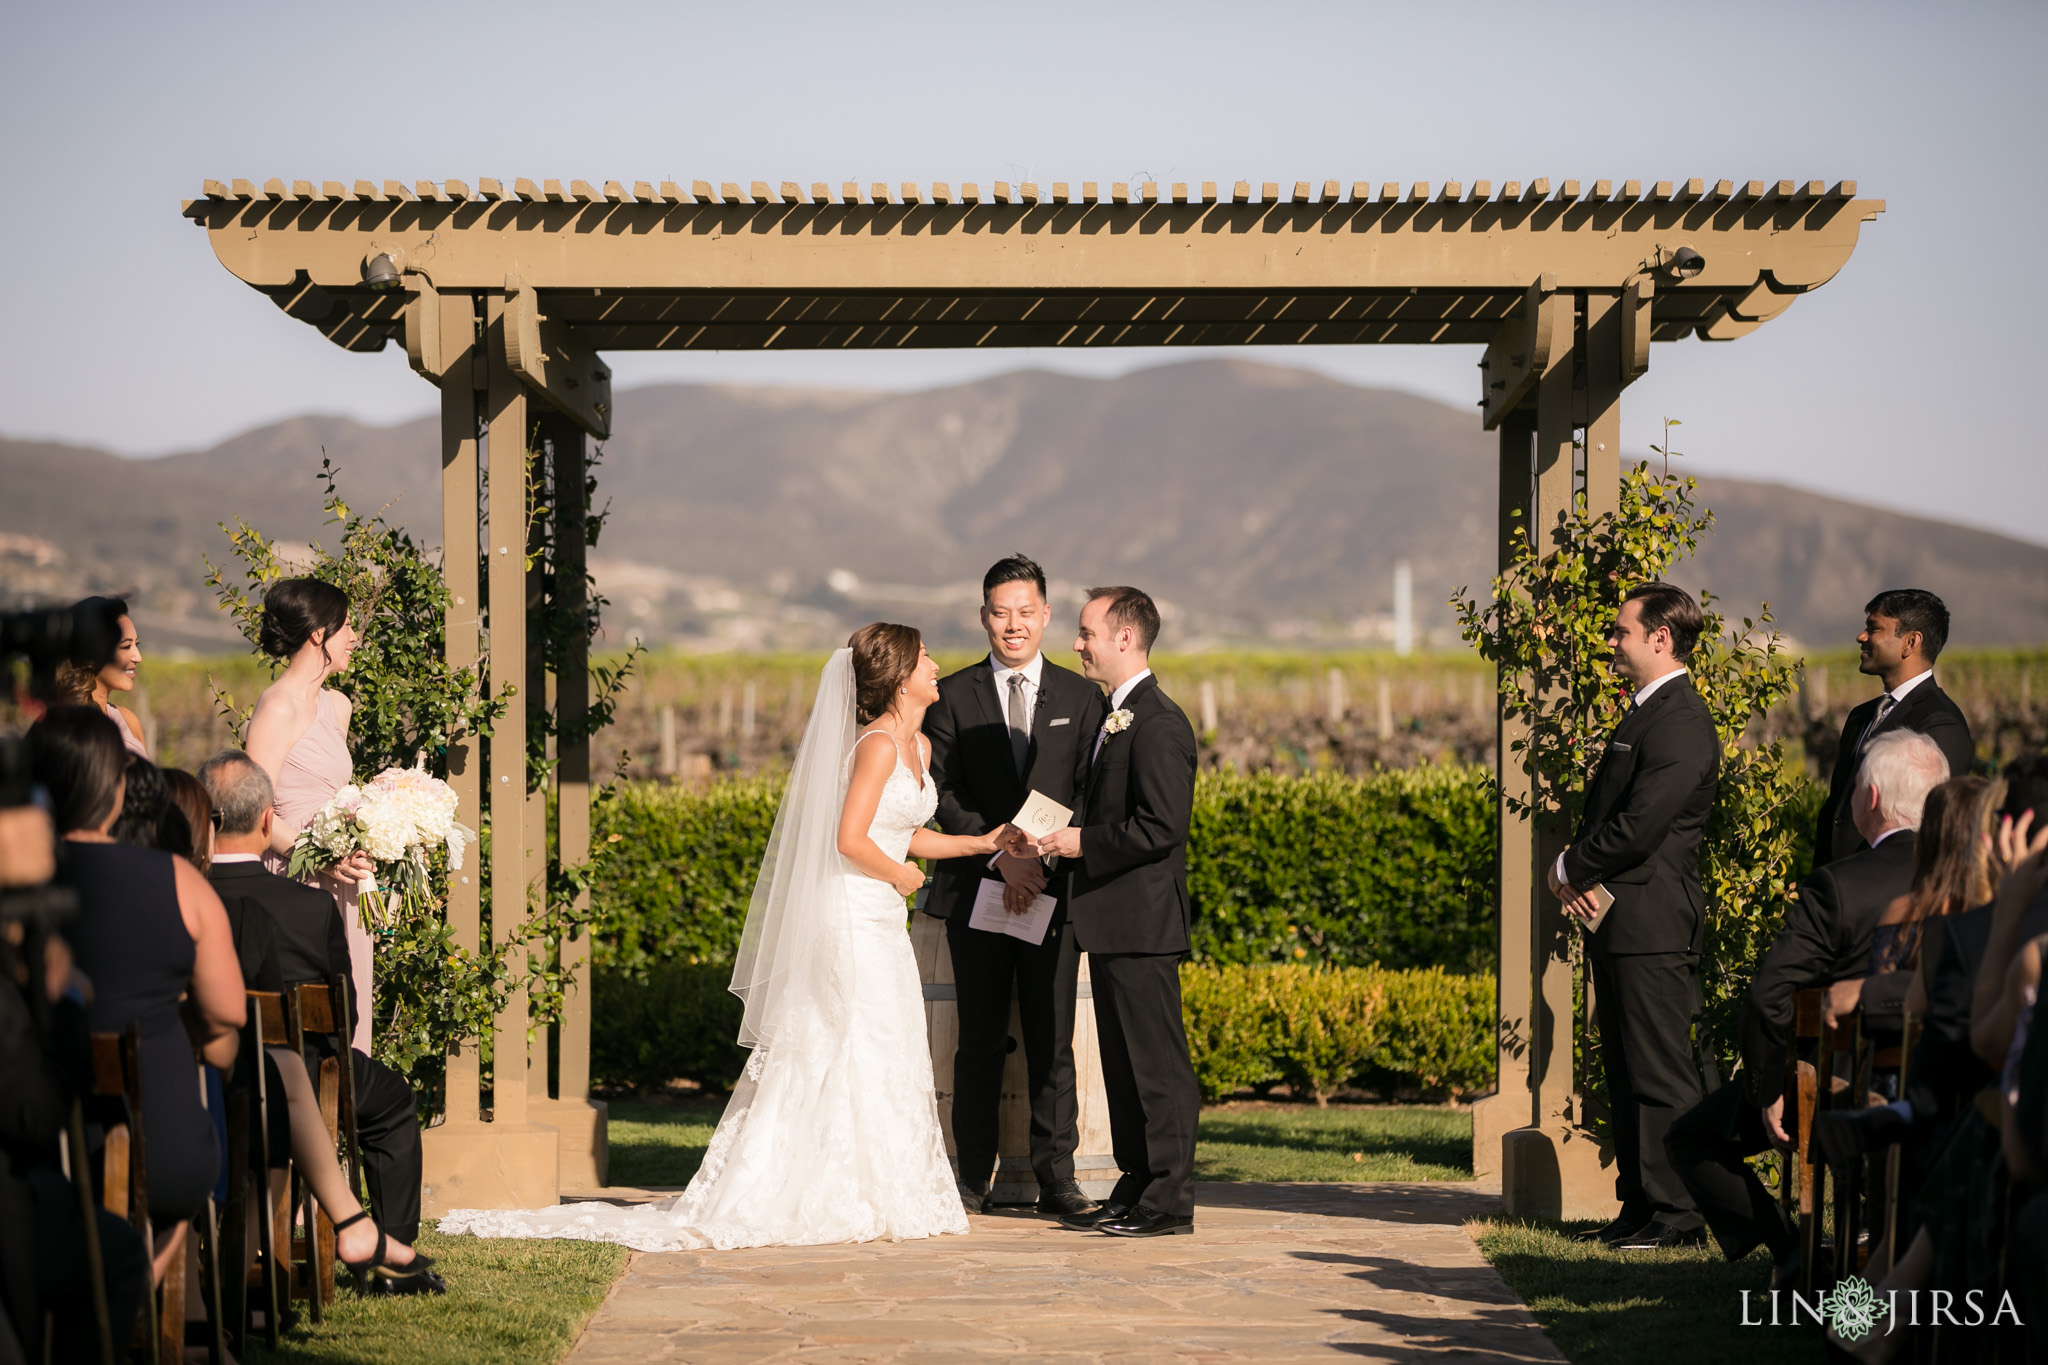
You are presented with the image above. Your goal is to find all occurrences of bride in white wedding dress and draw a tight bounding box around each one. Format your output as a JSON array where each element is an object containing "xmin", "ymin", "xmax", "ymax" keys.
[{"xmin": 440, "ymin": 624, "xmax": 1010, "ymax": 1251}]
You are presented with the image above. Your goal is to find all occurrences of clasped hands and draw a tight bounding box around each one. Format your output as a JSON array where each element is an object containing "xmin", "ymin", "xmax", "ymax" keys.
[
  {"xmin": 1545, "ymin": 849, "xmax": 1602, "ymax": 925},
  {"xmin": 988, "ymin": 825, "xmax": 1082, "ymax": 915}
]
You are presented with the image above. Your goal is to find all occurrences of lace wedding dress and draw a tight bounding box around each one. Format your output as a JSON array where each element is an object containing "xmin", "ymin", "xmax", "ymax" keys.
[{"xmin": 440, "ymin": 693, "xmax": 967, "ymax": 1252}]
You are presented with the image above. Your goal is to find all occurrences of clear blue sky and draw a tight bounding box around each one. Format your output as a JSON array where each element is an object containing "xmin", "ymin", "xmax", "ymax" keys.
[{"xmin": 4, "ymin": 1, "xmax": 2041, "ymax": 543}]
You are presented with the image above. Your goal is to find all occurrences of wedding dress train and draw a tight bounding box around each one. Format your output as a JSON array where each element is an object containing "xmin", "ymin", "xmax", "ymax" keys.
[{"xmin": 440, "ymin": 669, "xmax": 967, "ymax": 1251}]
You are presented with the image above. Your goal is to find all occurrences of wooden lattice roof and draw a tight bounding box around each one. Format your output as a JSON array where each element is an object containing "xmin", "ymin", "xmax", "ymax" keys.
[{"xmin": 186, "ymin": 176, "xmax": 1881, "ymax": 359}]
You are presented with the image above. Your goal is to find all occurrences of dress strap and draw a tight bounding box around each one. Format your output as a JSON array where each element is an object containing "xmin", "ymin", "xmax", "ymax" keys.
[{"xmin": 852, "ymin": 728, "xmax": 902, "ymax": 760}]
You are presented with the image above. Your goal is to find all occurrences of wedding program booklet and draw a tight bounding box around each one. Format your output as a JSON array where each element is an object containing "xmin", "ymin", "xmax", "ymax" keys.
[
  {"xmin": 970, "ymin": 877, "xmax": 1057, "ymax": 945},
  {"xmin": 1009, "ymin": 789, "xmax": 1074, "ymax": 844},
  {"xmin": 1578, "ymin": 884, "xmax": 1616, "ymax": 933}
]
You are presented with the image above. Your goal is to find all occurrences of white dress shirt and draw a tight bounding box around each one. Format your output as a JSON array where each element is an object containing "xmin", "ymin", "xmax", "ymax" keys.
[
  {"xmin": 990, "ymin": 651, "xmax": 1045, "ymax": 731},
  {"xmin": 1094, "ymin": 668, "xmax": 1154, "ymax": 763},
  {"xmin": 1554, "ymin": 666, "xmax": 1689, "ymax": 890}
]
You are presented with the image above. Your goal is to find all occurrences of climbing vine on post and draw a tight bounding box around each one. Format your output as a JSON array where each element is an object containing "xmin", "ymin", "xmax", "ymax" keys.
[
  {"xmin": 204, "ymin": 453, "xmax": 633, "ymax": 1105},
  {"xmin": 1451, "ymin": 457, "xmax": 1807, "ymax": 1082}
]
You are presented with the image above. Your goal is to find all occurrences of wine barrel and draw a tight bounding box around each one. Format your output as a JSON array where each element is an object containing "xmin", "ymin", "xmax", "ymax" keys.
[{"xmin": 909, "ymin": 911, "xmax": 1118, "ymax": 1204}]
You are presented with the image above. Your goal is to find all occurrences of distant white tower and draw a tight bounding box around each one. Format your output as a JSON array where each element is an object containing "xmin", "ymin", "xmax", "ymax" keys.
[{"xmin": 1393, "ymin": 560, "xmax": 1415, "ymax": 657}]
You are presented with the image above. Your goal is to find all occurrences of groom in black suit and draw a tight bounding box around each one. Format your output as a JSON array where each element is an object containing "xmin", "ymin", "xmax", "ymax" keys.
[
  {"xmin": 924, "ymin": 555, "xmax": 1104, "ymax": 1217},
  {"xmin": 1812, "ymin": 589, "xmax": 1973, "ymax": 866},
  {"xmin": 1031, "ymin": 586, "xmax": 1202, "ymax": 1238},
  {"xmin": 1550, "ymin": 581, "xmax": 1721, "ymax": 1252}
]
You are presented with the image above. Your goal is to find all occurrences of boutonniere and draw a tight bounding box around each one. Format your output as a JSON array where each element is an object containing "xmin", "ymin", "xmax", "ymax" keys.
[{"xmin": 1101, "ymin": 708, "xmax": 1134, "ymax": 736}]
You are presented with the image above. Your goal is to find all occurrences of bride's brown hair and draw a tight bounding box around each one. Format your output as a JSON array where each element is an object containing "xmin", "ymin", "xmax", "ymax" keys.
[{"xmin": 848, "ymin": 622, "xmax": 922, "ymax": 725}]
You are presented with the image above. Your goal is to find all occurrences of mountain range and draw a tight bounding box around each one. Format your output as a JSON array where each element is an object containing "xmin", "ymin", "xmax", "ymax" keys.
[{"xmin": 5, "ymin": 359, "xmax": 2044, "ymax": 654}]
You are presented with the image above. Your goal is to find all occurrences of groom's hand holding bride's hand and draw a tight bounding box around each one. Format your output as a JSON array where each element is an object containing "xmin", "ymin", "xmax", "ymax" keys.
[
  {"xmin": 994, "ymin": 846, "xmax": 1047, "ymax": 915},
  {"xmin": 1032, "ymin": 827, "xmax": 1083, "ymax": 861}
]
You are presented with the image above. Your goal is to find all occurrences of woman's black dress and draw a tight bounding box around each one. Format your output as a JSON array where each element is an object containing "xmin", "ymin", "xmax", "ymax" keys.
[{"xmin": 58, "ymin": 841, "xmax": 220, "ymax": 1225}]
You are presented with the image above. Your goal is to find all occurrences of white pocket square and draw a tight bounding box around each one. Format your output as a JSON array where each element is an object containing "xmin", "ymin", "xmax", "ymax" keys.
[{"xmin": 1049, "ymin": 717, "xmax": 1071, "ymax": 726}]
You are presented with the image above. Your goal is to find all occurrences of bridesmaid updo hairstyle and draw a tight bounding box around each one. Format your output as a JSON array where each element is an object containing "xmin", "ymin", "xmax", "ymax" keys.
[
  {"xmin": 260, "ymin": 577, "xmax": 352, "ymax": 666},
  {"xmin": 848, "ymin": 622, "xmax": 923, "ymax": 725}
]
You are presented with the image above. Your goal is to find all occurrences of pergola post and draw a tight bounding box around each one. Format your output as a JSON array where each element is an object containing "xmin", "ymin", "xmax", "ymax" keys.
[
  {"xmin": 527, "ymin": 409, "xmax": 607, "ymax": 1190},
  {"xmin": 419, "ymin": 288, "xmax": 562, "ymax": 1214}
]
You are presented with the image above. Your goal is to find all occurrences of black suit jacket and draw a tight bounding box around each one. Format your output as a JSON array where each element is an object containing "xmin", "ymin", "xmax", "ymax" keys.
[
  {"xmin": 923, "ymin": 656, "xmax": 1105, "ymax": 923},
  {"xmin": 1064, "ymin": 675, "xmax": 1199, "ymax": 956},
  {"xmin": 1738, "ymin": 831, "xmax": 1918, "ymax": 1106},
  {"xmin": 209, "ymin": 860, "xmax": 355, "ymax": 1033},
  {"xmin": 1561, "ymin": 674, "xmax": 1721, "ymax": 957},
  {"xmin": 1814, "ymin": 680, "xmax": 1973, "ymax": 866}
]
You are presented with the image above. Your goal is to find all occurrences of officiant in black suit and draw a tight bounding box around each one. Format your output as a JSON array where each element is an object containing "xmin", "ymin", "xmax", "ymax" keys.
[
  {"xmin": 198, "ymin": 749, "xmax": 430, "ymax": 1249},
  {"xmin": 923, "ymin": 555, "xmax": 1104, "ymax": 1218},
  {"xmin": 1031, "ymin": 586, "xmax": 1202, "ymax": 1238},
  {"xmin": 1550, "ymin": 582, "xmax": 1721, "ymax": 1252},
  {"xmin": 1813, "ymin": 589, "xmax": 1973, "ymax": 866}
]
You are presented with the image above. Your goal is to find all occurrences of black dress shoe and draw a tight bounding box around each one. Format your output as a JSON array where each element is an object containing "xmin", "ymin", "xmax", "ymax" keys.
[
  {"xmin": 1612, "ymin": 1220, "xmax": 1707, "ymax": 1251},
  {"xmin": 1576, "ymin": 1213, "xmax": 1653, "ymax": 1244},
  {"xmin": 1098, "ymin": 1204, "xmax": 1194, "ymax": 1237},
  {"xmin": 1814, "ymin": 1104, "xmax": 1908, "ymax": 1168},
  {"xmin": 1059, "ymin": 1200, "xmax": 1131, "ymax": 1231},
  {"xmin": 1036, "ymin": 1179, "xmax": 1098, "ymax": 1218},
  {"xmin": 956, "ymin": 1180, "xmax": 989, "ymax": 1214}
]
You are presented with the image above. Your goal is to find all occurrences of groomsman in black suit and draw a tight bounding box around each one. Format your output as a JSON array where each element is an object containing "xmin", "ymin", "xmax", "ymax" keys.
[
  {"xmin": 924, "ymin": 555, "xmax": 1105, "ymax": 1217},
  {"xmin": 1032, "ymin": 586, "xmax": 1202, "ymax": 1238},
  {"xmin": 1666, "ymin": 729, "xmax": 1946, "ymax": 1286},
  {"xmin": 199, "ymin": 750, "xmax": 436, "ymax": 1262},
  {"xmin": 1813, "ymin": 589, "xmax": 1973, "ymax": 866},
  {"xmin": 1550, "ymin": 582, "xmax": 1721, "ymax": 1251}
]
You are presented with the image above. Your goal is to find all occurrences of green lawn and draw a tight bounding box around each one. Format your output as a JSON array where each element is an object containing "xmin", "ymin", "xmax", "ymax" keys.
[
  {"xmin": 243, "ymin": 1226, "xmax": 626, "ymax": 1365},
  {"xmin": 605, "ymin": 1094, "xmax": 1476, "ymax": 1187},
  {"xmin": 1472, "ymin": 1218, "xmax": 1822, "ymax": 1364}
]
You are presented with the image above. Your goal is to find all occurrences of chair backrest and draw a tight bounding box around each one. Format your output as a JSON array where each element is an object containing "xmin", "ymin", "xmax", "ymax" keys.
[
  {"xmin": 292, "ymin": 982, "xmax": 338, "ymax": 1038},
  {"xmin": 247, "ymin": 991, "xmax": 289, "ymax": 1047}
]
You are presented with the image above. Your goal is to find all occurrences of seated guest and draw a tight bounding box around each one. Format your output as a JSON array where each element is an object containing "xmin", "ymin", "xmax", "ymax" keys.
[
  {"xmin": 159, "ymin": 769, "xmax": 215, "ymax": 875},
  {"xmin": 1813, "ymin": 590, "xmax": 1972, "ymax": 866},
  {"xmin": 29, "ymin": 707, "xmax": 244, "ymax": 1289},
  {"xmin": 53, "ymin": 597, "xmax": 148, "ymax": 759},
  {"xmin": 1666, "ymin": 730, "xmax": 1947, "ymax": 1287},
  {"xmin": 1822, "ymin": 774, "xmax": 2000, "ymax": 1035},
  {"xmin": 198, "ymin": 750, "xmax": 440, "ymax": 1292}
]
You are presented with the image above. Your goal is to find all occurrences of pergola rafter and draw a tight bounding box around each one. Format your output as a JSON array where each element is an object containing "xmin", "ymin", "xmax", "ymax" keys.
[{"xmin": 186, "ymin": 171, "xmax": 1882, "ymax": 1220}]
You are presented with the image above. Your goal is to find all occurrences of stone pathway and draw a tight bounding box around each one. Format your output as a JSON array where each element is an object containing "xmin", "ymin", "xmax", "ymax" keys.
[{"xmin": 563, "ymin": 1181, "xmax": 1562, "ymax": 1363}]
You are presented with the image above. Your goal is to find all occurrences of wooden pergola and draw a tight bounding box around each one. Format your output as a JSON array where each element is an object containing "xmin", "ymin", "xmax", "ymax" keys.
[{"xmin": 187, "ymin": 173, "xmax": 1882, "ymax": 1218}]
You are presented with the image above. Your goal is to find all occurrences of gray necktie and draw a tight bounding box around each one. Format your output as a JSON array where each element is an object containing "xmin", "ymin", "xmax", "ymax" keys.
[
  {"xmin": 1858, "ymin": 691, "xmax": 1899, "ymax": 753},
  {"xmin": 1007, "ymin": 674, "xmax": 1030, "ymax": 774}
]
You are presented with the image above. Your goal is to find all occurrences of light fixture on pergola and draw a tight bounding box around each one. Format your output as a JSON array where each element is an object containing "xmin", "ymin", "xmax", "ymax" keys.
[{"xmin": 188, "ymin": 172, "xmax": 1881, "ymax": 1219}]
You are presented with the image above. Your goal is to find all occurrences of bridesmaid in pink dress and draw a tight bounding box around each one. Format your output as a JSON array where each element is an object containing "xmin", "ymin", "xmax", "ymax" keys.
[
  {"xmin": 59, "ymin": 596, "xmax": 150, "ymax": 757},
  {"xmin": 246, "ymin": 578, "xmax": 377, "ymax": 1054}
]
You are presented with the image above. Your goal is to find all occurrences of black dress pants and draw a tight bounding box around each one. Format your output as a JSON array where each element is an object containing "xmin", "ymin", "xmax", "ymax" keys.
[
  {"xmin": 1666, "ymin": 1078, "xmax": 1792, "ymax": 1261},
  {"xmin": 945, "ymin": 915, "xmax": 1081, "ymax": 1194},
  {"xmin": 1090, "ymin": 952, "xmax": 1200, "ymax": 1218},
  {"xmin": 1590, "ymin": 950, "xmax": 1704, "ymax": 1228},
  {"xmin": 350, "ymin": 1050, "xmax": 423, "ymax": 1244}
]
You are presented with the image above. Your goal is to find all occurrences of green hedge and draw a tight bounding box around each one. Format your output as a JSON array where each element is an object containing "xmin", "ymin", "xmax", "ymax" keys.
[
  {"xmin": 590, "ymin": 766, "xmax": 1496, "ymax": 977},
  {"xmin": 1181, "ymin": 963, "xmax": 1495, "ymax": 1103},
  {"xmin": 593, "ymin": 960, "xmax": 1495, "ymax": 1101}
]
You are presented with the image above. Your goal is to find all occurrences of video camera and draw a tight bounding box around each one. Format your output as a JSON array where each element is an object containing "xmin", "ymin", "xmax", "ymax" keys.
[{"xmin": 0, "ymin": 602, "xmax": 101, "ymax": 930}]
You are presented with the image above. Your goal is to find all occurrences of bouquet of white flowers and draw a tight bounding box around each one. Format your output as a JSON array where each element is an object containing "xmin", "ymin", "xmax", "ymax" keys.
[{"xmin": 287, "ymin": 759, "xmax": 476, "ymax": 928}]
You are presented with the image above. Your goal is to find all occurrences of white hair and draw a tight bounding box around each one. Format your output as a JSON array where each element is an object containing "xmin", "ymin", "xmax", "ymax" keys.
[{"xmin": 1854, "ymin": 730, "xmax": 1950, "ymax": 831}]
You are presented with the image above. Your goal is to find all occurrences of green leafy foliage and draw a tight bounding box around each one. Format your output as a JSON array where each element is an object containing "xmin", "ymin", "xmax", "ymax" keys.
[
  {"xmin": 1188, "ymin": 767, "xmax": 1495, "ymax": 970},
  {"xmin": 1181, "ymin": 963, "xmax": 1495, "ymax": 1102},
  {"xmin": 1451, "ymin": 454, "xmax": 1809, "ymax": 1083},
  {"xmin": 590, "ymin": 961, "xmax": 750, "ymax": 1094},
  {"xmin": 590, "ymin": 769, "xmax": 1499, "ymax": 980},
  {"xmin": 204, "ymin": 455, "xmax": 626, "ymax": 1101}
]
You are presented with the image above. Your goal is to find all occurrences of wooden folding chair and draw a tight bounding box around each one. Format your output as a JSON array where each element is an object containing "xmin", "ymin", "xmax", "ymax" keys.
[
  {"xmin": 1871, "ymin": 1010, "xmax": 1920, "ymax": 1278},
  {"xmin": 228, "ymin": 990, "xmax": 289, "ymax": 1349},
  {"xmin": 88, "ymin": 1023, "xmax": 169, "ymax": 1365},
  {"xmin": 1782, "ymin": 989, "xmax": 1825, "ymax": 1287},
  {"xmin": 283, "ymin": 981, "xmax": 361, "ymax": 1313},
  {"xmin": 60, "ymin": 1096, "xmax": 117, "ymax": 1365}
]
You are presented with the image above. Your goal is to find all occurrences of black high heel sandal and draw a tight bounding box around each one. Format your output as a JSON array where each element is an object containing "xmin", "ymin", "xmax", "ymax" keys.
[{"xmin": 333, "ymin": 1211, "xmax": 443, "ymax": 1295}]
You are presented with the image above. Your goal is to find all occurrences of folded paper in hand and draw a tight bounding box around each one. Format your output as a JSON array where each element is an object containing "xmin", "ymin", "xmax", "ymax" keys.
[
  {"xmin": 1577, "ymin": 884, "xmax": 1616, "ymax": 933},
  {"xmin": 1010, "ymin": 789, "xmax": 1073, "ymax": 842},
  {"xmin": 969, "ymin": 877, "xmax": 1056, "ymax": 945}
]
